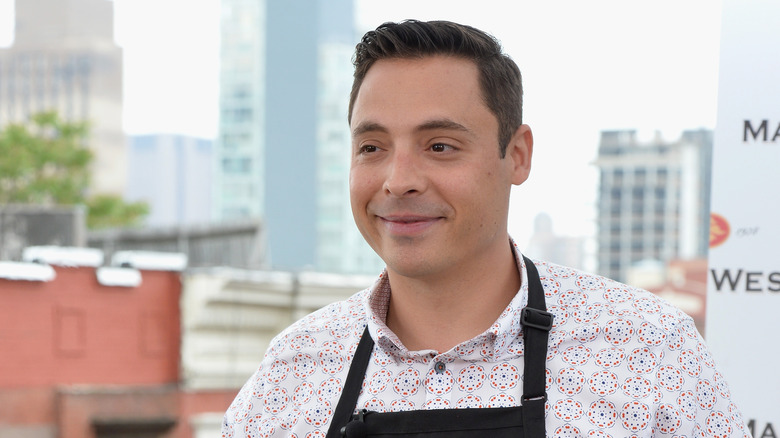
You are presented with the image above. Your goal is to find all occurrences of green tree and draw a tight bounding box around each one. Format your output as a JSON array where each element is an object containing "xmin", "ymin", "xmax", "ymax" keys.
[
  {"xmin": 85, "ymin": 194, "xmax": 149, "ymax": 229},
  {"xmin": 0, "ymin": 111, "xmax": 148, "ymax": 228}
]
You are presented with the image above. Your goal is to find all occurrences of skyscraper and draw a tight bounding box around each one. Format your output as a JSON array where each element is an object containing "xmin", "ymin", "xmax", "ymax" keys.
[
  {"xmin": 127, "ymin": 134, "xmax": 213, "ymax": 227},
  {"xmin": 215, "ymin": 0, "xmax": 266, "ymax": 221},
  {"xmin": 0, "ymin": 0, "xmax": 125, "ymax": 196},
  {"xmin": 216, "ymin": 0, "xmax": 383, "ymax": 274},
  {"xmin": 594, "ymin": 129, "xmax": 712, "ymax": 282}
]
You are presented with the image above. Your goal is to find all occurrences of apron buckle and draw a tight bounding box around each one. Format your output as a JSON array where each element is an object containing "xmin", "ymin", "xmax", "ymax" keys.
[
  {"xmin": 341, "ymin": 409, "xmax": 369, "ymax": 438},
  {"xmin": 520, "ymin": 307, "xmax": 554, "ymax": 331}
]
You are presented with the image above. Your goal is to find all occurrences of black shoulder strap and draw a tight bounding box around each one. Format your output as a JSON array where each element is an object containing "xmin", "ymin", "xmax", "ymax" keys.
[
  {"xmin": 327, "ymin": 257, "xmax": 551, "ymax": 438},
  {"xmin": 326, "ymin": 326, "xmax": 374, "ymax": 438},
  {"xmin": 520, "ymin": 256, "xmax": 553, "ymax": 438}
]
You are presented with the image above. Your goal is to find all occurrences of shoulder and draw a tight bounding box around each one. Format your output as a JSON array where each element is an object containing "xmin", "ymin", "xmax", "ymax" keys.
[
  {"xmin": 533, "ymin": 259, "xmax": 692, "ymax": 325},
  {"xmin": 534, "ymin": 261, "xmax": 749, "ymax": 436},
  {"xmin": 267, "ymin": 288, "xmax": 371, "ymax": 361},
  {"xmin": 536, "ymin": 259, "xmax": 709, "ymax": 384},
  {"xmin": 222, "ymin": 288, "xmax": 371, "ymax": 436},
  {"xmin": 531, "ymin": 259, "xmax": 700, "ymax": 354}
]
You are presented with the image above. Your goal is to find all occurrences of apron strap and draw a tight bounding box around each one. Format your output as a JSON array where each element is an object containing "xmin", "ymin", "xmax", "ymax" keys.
[
  {"xmin": 326, "ymin": 256, "xmax": 551, "ymax": 438},
  {"xmin": 326, "ymin": 326, "xmax": 374, "ymax": 438},
  {"xmin": 521, "ymin": 256, "xmax": 553, "ymax": 438}
]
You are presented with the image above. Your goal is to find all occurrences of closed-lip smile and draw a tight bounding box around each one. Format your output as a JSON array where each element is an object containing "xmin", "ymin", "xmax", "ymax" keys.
[{"xmin": 377, "ymin": 214, "xmax": 443, "ymax": 235}]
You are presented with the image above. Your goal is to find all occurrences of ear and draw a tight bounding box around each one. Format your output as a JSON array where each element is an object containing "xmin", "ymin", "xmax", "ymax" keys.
[{"xmin": 506, "ymin": 124, "xmax": 533, "ymax": 185}]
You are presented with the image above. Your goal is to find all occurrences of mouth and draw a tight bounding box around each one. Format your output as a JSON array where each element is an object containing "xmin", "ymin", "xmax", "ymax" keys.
[{"xmin": 377, "ymin": 214, "xmax": 443, "ymax": 236}]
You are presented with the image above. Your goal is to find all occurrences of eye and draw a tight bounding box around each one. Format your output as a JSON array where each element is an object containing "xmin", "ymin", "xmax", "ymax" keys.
[
  {"xmin": 359, "ymin": 144, "xmax": 379, "ymax": 154},
  {"xmin": 430, "ymin": 143, "xmax": 454, "ymax": 153}
]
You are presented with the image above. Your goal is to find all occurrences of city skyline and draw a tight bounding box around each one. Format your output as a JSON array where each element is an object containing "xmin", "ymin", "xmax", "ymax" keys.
[{"xmin": 0, "ymin": 0, "xmax": 723, "ymax": 250}]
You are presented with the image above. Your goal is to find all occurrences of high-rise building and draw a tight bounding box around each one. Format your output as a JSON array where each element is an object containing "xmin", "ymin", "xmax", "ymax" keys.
[
  {"xmin": 0, "ymin": 0, "xmax": 125, "ymax": 196},
  {"xmin": 215, "ymin": 0, "xmax": 265, "ymax": 221},
  {"xmin": 126, "ymin": 134, "xmax": 213, "ymax": 227},
  {"xmin": 594, "ymin": 129, "xmax": 712, "ymax": 282},
  {"xmin": 215, "ymin": 0, "xmax": 383, "ymax": 274}
]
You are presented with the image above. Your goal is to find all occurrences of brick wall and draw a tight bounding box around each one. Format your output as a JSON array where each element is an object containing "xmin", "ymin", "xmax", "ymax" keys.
[
  {"xmin": 0, "ymin": 266, "xmax": 181, "ymax": 387},
  {"xmin": 0, "ymin": 264, "xmax": 192, "ymax": 437},
  {"xmin": 0, "ymin": 255, "xmax": 371, "ymax": 437}
]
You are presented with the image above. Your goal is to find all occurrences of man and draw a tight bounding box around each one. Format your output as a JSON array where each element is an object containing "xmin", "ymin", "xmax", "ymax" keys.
[{"xmin": 223, "ymin": 20, "xmax": 750, "ymax": 437}]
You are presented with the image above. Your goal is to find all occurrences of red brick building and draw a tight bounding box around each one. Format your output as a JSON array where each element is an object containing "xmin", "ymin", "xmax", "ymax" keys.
[{"xmin": 0, "ymin": 253, "xmax": 234, "ymax": 438}]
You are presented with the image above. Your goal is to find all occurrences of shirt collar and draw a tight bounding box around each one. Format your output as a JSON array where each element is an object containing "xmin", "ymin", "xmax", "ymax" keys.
[{"xmin": 363, "ymin": 237, "xmax": 531, "ymax": 361}]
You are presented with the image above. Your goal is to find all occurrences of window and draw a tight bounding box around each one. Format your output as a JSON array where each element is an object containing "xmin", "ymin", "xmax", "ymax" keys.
[{"xmin": 222, "ymin": 157, "xmax": 251, "ymax": 174}]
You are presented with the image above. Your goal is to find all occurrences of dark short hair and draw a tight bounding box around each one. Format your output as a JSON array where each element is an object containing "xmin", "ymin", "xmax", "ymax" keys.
[{"xmin": 348, "ymin": 19, "xmax": 523, "ymax": 158}]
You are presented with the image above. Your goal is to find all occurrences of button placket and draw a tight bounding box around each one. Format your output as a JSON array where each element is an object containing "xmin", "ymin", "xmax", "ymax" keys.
[{"xmin": 423, "ymin": 356, "xmax": 454, "ymax": 407}]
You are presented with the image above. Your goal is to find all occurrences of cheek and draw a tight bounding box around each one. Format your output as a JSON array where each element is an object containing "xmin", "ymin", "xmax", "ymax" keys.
[
  {"xmin": 350, "ymin": 163, "xmax": 385, "ymax": 189},
  {"xmin": 348, "ymin": 184, "xmax": 363, "ymax": 218},
  {"xmin": 348, "ymin": 166, "xmax": 365, "ymax": 194},
  {"xmin": 458, "ymin": 171, "xmax": 510, "ymax": 220},
  {"xmin": 349, "ymin": 168, "xmax": 377, "ymax": 210}
]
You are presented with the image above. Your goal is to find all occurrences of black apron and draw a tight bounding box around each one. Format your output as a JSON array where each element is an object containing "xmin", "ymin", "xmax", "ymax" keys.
[{"xmin": 326, "ymin": 256, "xmax": 553, "ymax": 438}]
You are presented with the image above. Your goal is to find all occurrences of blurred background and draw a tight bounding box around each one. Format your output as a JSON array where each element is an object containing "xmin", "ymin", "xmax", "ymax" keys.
[{"xmin": 0, "ymin": 0, "xmax": 720, "ymax": 436}]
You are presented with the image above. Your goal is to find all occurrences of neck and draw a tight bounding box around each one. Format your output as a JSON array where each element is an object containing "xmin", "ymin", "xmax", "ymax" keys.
[{"xmin": 385, "ymin": 239, "xmax": 521, "ymax": 353}]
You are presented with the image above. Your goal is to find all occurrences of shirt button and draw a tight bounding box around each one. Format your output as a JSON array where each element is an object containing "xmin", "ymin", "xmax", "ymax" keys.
[{"xmin": 434, "ymin": 361, "xmax": 446, "ymax": 374}]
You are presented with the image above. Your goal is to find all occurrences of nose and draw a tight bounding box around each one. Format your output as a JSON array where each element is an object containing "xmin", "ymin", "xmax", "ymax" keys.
[{"xmin": 383, "ymin": 148, "xmax": 426, "ymax": 197}]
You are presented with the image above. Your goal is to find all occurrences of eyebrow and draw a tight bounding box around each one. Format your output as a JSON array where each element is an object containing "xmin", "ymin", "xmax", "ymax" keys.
[
  {"xmin": 416, "ymin": 119, "xmax": 472, "ymax": 135},
  {"xmin": 352, "ymin": 121, "xmax": 388, "ymax": 137},
  {"xmin": 352, "ymin": 118, "xmax": 474, "ymax": 138}
]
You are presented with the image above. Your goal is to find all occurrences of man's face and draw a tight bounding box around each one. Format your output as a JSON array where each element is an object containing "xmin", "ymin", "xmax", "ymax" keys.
[{"xmin": 349, "ymin": 56, "xmax": 531, "ymax": 280}]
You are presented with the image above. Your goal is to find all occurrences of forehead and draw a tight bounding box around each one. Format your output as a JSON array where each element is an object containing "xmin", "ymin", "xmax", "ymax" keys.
[{"xmin": 350, "ymin": 56, "xmax": 494, "ymax": 132}]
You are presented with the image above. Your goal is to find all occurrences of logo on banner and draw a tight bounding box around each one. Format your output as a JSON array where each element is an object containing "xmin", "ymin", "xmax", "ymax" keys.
[{"xmin": 710, "ymin": 213, "xmax": 730, "ymax": 248}]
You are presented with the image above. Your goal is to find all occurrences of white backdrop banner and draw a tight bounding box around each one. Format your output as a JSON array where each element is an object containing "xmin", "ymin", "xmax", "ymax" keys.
[{"xmin": 707, "ymin": 0, "xmax": 780, "ymax": 436}]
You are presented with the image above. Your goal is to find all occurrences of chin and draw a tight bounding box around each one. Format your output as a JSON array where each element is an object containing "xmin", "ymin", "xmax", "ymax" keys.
[{"xmin": 384, "ymin": 254, "xmax": 440, "ymax": 279}]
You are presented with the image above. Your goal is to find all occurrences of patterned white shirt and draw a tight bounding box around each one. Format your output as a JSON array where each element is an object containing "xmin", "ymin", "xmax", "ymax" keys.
[{"xmin": 222, "ymin": 242, "xmax": 751, "ymax": 438}]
